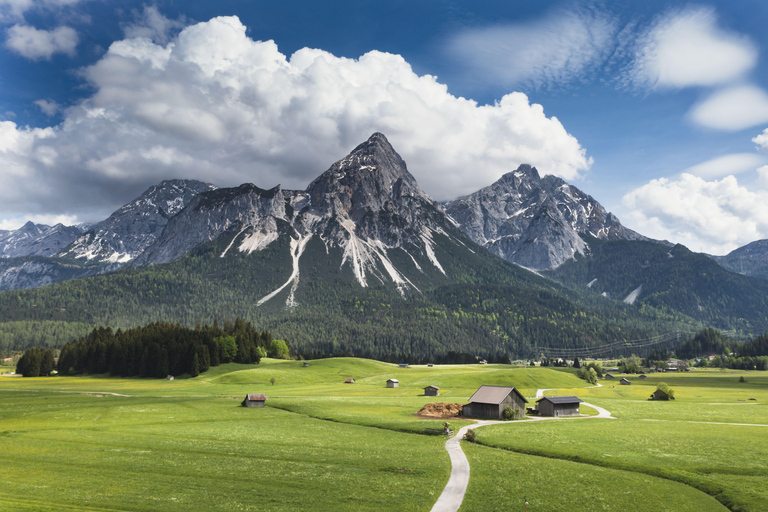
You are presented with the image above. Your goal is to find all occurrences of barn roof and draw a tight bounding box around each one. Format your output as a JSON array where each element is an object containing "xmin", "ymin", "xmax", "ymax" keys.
[
  {"xmin": 536, "ymin": 396, "xmax": 583, "ymax": 405},
  {"xmin": 387, "ymin": 378, "xmax": 399, "ymax": 383},
  {"xmin": 469, "ymin": 385, "xmax": 528, "ymax": 404},
  {"xmin": 246, "ymin": 394, "xmax": 267, "ymax": 401},
  {"xmin": 425, "ymin": 385, "xmax": 440, "ymax": 390}
]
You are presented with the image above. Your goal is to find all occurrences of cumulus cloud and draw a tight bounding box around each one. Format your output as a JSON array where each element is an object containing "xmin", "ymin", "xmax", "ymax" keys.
[
  {"xmin": 5, "ymin": 23, "xmax": 78, "ymax": 59},
  {"xmin": 683, "ymin": 153, "xmax": 767, "ymax": 179},
  {"xmin": 689, "ymin": 85, "xmax": 768, "ymax": 131},
  {"xmin": 754, "ymin": 129, "xmax": 768, "ymax": 152},
  {"xmin": 33, "ymin": 99, "xmax": 59, "ymax": 116},
  {"xmin": 121, "ymin": 5, "xmax": 189, "ymax": 44},
  {"xmin": 623, "ymin": 171, "xmax": 768, "ymax": 254},
  {"xmin": 626, "ymin": 7, "xmax": 757, "ymax": 89},
  {"xmin": 446, "ymin": 7, "xmax": 617, "ymax": 89},
  {"xmin": 0, "ymin": 15, "xmax": 592, "ymax": 222}
]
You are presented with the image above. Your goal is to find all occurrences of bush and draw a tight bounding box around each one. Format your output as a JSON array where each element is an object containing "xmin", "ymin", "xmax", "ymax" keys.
[
  {"xmin": 464, "ymin": 429, "xmax": 476, "ymax": 442},
  {"xmin": 503, "ymin": 406, "xmax": 514, "ymax": 420},
  {"xmin": 739, "ymin": 376, "xmax": 747, "ymax": 383}
]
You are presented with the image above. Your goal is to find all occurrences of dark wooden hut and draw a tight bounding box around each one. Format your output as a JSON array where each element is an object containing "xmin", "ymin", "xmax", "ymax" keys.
[
  {"xmin": 424, "ymin": 385, "xmax": 440, "ymax": 397},
  {"xmin": 463, "ymin": 385, "xmax": 527, "ymax": 419},
  {"xmin": 242, "ymin": 393, "xmax": 267, "ymax": 408},
  {"xmin": 536, "ymin": 396, "xmax": 583, "ymax": 417},
  {"xmin": 620, "ymin": 378, "xmax": 631, "ymax": 385}
]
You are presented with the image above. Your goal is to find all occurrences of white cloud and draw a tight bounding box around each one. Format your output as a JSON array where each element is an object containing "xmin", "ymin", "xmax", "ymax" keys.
[
  {"xmin": 626, "ymin": 7, "xmax": 757, "ymax": 89},
  {"xmin": 0, "ymin": 15, "xmax": 592, "ymax": 222},
  {"xmin": 623, "ymin": 172, "xmax": 768, "ymax": 254},
  {"xmin": 446, "ymin": 8, "xmax": 617, "ymax": 89},
  {"xmin": 0, "ymin": 0, "xmax": 83, "ymax": 21},
  {"xmin": 5, "ymin": 24, "xmax": 78, "ymax": 59},
  {"xmin": 121, "ymin": 5, "xmax": 188, "ymax": 44},
  {"xmin": 754, "ymin": 128, "xmax": 768, "ymax": 152},
  {"xmin": 33, "ymin": 99, "xmax": 59, "ymax": 116},
  {"xmin": 689, "ymin": 85, "xmax": 768, "ymax": 131},
  {"xmin": 0, "ymin": 213, "xmax": 79, "ymax": 231},
  {"xmin": 683, "ymin": 153, "xmax": 766, "ymax": 179}
]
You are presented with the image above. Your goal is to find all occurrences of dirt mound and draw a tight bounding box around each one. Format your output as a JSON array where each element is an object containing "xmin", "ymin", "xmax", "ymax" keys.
[{"xmin": 417, "ymin": 402, "xmax": 464, "ymax": 418}]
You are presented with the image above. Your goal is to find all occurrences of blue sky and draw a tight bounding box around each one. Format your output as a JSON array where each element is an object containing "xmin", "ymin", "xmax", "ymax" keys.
[{"xmin": 1, "ymin": 0, "xmax": 768, "ymax": 255}]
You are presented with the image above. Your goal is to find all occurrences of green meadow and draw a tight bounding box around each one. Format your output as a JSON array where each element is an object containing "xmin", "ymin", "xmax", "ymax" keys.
[{"xmin": 0, "ymin": 360, "xmax": 765, "ymax": 511}]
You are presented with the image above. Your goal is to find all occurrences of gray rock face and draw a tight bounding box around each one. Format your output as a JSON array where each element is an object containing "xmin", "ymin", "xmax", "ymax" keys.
[
  {"xmin": 137, "ymin": 133, "xmax": 456, "ymax": 295},
  {"xmin": 0, "ymin": 221, "xmax": 84, "ymax": 258},
  {"xmin": 61, "ymin": 179, "xmax": 217, "ymax": 263},
  {"xmin": 443, "ymin": 165, "xmax": 649, "ymax": 270}
]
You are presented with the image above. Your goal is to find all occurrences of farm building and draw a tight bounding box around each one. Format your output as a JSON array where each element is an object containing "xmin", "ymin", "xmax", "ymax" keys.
[
  {"xmin": 242, "ymin": 394, "xmax": 267, "ymax": 408},
  {"xmin": 639, "ymin": 374, "xmax": 647, "ymax": 380},
  {"xmin": 398, "ymin": 363, "xmax": 409, "ymax": 368},
  {"xmin": 605, "ymin": 373, "xmax": 615, "ymax": 379},
  {"xmin": 386, "ymin": 378, "xmax": 399, "ymax": 388},
  {"xmin": 427, "ymin": 364, "xmax": 434, "ymax": 367},
  {"xmin": 302, "ymin": 362, "xmax": 309, "ymax": 367},
  {"xmin": 344, "ymin": 378, "xmax": 355, "ymax": 384},
  {"xmin": 651, "ymin": 389, "xmax": 674, "ymax": 400},
  {"xmin": 536, "ymin": 396, "xmax": 583, "ymax": 417},
  {"xmin": 464, "ymin": 385, "xmax": 527, "ymax": 419},
  {"xmin": 424, "ymin": 385, "xmax": 440, "ymax": 397},
  {"xmin": 166, "ymin": 375, "xmax": 174, "ymax": 381},
  {"xmin": 620, "ymin": 378, "xmax": 631, "ymax": 385}
]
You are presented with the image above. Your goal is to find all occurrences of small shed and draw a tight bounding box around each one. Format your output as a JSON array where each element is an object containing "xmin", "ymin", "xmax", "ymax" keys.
[
  {"xmin": 604, "ymin": 373, "xmax": 615, "ymax": 379},
  {"xmin": 386, "ymin": 378, "xmax": 399, "ymax": 388},
  {"xmin": 620, "ymin": 378, "xmax": 631, "ymax": 385},
  {"xmin": 651, "ymin": 389, "xmax": 674, "ymax": 400},
  {"xmin": 639, "ymin": 374, "xmax": 647, "ymax": 380},
  {"xmin": 427, "ymin": 364, "xmax": 434, "ymax": 367},
  {"xmin": 166, "ymin": 375, "xmax": 174, "ymax": 381},
  {"xmin": 424, "ymin": 385, "xmax": 440, "ymax": 397},
  {"xmin": 536, "ymin": 396, "xmax": 583, "ymax": 417},
  {"xmin": 302, "ymin": 362, "xmax": 309, "ymax": 367},
  {"xmin": 344, "ymin": 378, "xmax": 355, "ymax": 384},
  {"xmin": 242, "ymin": 393, "xmax": 267, "ymax": 408},
  {"xmin": 398, "ymin": 363, "xmax": 409, "ymax": 368},
  {"xmin": 463, "ymin": 385, "xmax": 528, "ymax": 419}
]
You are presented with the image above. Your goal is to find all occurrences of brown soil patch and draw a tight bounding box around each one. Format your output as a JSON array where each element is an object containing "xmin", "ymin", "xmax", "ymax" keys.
[{"xmin": 416, "ymin": 402, "xmax": 464, "ymax": 418}]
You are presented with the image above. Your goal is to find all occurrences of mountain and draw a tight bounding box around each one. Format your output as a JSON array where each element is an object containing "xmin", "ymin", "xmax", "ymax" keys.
[
  {"xmin": 136, "ymin": 133, "xmax": 456, "ymax": 301},
  {"xmin": 443, "ymin": 165, "xmax": 653, "ymax": 270},
  {"xmin": 61, "ymin": 179, "xmax": 217, "ymax": 264},
  {"xmin": 0, "ymin": 221, "xmax": 85, "ymax": 258},
  {"xmin": 0, "ymin": 134, "xmax": 691, "ymax": 357},
  {"xmin": 711, "ymin": 240, "xmax": 768, "ymax": 281},
  {"xmin": 545, "ymin": 236, "xmax": 768, "ymax": 335}
]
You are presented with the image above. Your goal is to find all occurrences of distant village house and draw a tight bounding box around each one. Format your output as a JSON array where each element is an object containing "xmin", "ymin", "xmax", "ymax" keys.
[
  {"xmin": 242, "ymin": 394, "xmax": 267, "ymax": 408},
  {"xmin": 424, "ymin": 385, "xmax": 440, "ymax": 397},
  {"xmin": 386, "ymin": 378, "xmax": 399, "ymax": 388}
]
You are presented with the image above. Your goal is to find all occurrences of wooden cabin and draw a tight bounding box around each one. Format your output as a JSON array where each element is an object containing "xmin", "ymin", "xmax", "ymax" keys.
[
  {"xmin": 536, "ymin": 396, "xmax": 583, "ymax": 417},
  {"xmin": 242, "ymin": 394, "xmax": 267, "ymax": 408},
  {"xmin": 651, "ymin": 389, "xmax": 674, "ymax": 400},
  {"xmin": 302, "ymin": 362, "xmax": 309, "ymax": 367},
  {"xmin": 604, "ymin": 373, "xmax": 615, "ymax": 379},
  {"xmin": 463, "ymin": 385, "xmax": 527, "ymax": 419},
  {"xmin": 424, "ymin": 385, "xmax": 440, "ymax": 397},
  {"xmin": 386, "ymin": 378, "xmax": 399, "ymax": 388},
  {"xmin": 620, "ymin": 378, "xmax": 631, "ymax": 385},
  {"xmin": 639, "ymin": 374, "xmax": 647, "ymax": 380},
  {"xmin": 398, "ymin": 363, "xmax": 409, "ymax": 368}
]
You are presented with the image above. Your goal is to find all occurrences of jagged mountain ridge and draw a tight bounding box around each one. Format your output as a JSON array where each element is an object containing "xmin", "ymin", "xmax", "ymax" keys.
[
  {"xmin": 0, "ymin": 221, "xmax": 86, "ymax": 258},
  {"xmin": 442, "ymin": 164, "xmax": 653, "ymax": 270},
  {"xmin": 61, "ymin": 179, "xmax": 217, "ymax": 264},
  {"xmin": 137, "ymin": 133, "xmax": 459, "ymax": 303}
]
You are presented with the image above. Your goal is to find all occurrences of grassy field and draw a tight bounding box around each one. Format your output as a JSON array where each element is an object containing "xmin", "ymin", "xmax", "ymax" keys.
[
  {"xmin": 1, "ymin": 360, "xmax": 766, "ymax": 511},
  {"xmin": 474, "ymin": 370, "xmax": 768, "ymax": 512}
]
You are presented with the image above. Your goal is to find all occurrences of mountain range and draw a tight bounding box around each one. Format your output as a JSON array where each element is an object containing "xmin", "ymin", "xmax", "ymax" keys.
[{"xmin": 1, "ymin": 133, "xmax": 767, "ymax": 356}]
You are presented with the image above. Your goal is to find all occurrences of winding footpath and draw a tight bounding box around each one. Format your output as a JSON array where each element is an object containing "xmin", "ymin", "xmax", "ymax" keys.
[{"xmin": 429, "ymin": 389, "xmax": 614, "ymax": 512}]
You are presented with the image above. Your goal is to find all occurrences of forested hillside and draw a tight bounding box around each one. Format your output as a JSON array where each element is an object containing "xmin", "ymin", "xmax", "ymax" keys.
[
  {"xmin": 0, "ymin": 230, "xmax": 695, "ymax": 359},
  {"xmin": 546, "ymin": 237, "xmax": 768, "ymax": 336}
]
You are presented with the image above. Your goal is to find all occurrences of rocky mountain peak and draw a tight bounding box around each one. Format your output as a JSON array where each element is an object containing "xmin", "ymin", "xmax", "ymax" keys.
[{"xmin": 443, "ymin": 164, "xmax": 650, "ymax": 270}]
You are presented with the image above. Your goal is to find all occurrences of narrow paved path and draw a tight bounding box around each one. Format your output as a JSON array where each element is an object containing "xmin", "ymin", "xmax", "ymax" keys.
[{"xmin": 430, "ymin": 389, "xmax": 613, "ymax": 512}]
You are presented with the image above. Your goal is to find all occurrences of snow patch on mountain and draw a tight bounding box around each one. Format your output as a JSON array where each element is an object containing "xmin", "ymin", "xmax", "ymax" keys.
[{"xmin": 623, "ymin": 285, "xmax": 643, "ymax": 305}]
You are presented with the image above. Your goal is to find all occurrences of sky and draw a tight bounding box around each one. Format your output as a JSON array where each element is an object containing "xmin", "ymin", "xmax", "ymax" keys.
[{"xmin": 1, "ymin": 0, "xmax": 768, "ymax": 255}]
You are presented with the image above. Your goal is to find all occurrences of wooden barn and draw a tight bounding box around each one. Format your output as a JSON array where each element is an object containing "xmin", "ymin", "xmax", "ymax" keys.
[
  {"xmin": 536, "ymin": 396, "xmax": 583, "ymax": 417},
  {"xmin": 424, "ymin": 385, "xmax": 440, "ymax": 397},
  {"xmin": 302, "ymin": 362, "xmax": 309, "ymax": 367},
  {"xmin": 604, "ymin": 373, "xmax": 615, "ymax": 379},
  {"xmin": 463, "ymin": 385, "xmax": 527, "ymax": 419},
  {"xmin": 242, "ymin": 394, "xmax": 267, "ymax": 408},
  {"xmin": 651, "ymin": 389, "xmax": 674, "ymax": 400},
  {"xmin": 620, "ymin": 378, "xmax": 631, "ymax": 385},
  {"xmin": 398, "ymin": 363, "xmax": 409, "ymax": 368},
  {"xmin": 639, "ymin": 374, "xmax": 647, "ymax": 380},
  {"xmin": 386, "ymin": 378, "xmax": 399, "ymax": 388},
  {"xmin": 344, "ymin": 378, "xmax": 355, "ymax": 384}
]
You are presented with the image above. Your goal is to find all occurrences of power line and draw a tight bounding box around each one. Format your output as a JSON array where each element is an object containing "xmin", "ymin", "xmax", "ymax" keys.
[{"xmin": 528, "ymin": 330, "xmax": 689, "ymax": 359}]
